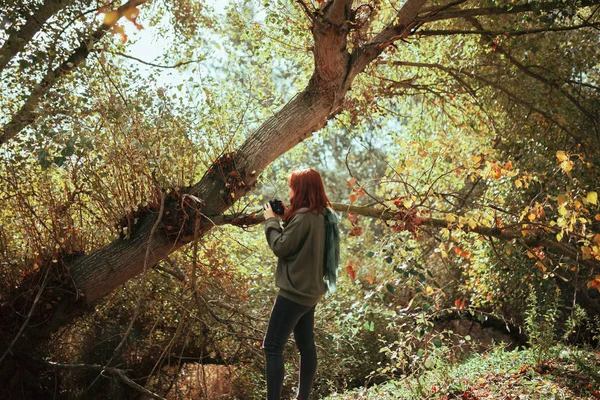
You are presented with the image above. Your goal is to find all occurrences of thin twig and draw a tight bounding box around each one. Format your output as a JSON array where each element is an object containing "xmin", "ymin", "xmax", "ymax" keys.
[
  {"xmin": 97, "ymin": 49, "xmax": 205, "ymax": 69},
  {"xmin": 43, "ymin": 360, "xmax": 166, "ymax": 400}
]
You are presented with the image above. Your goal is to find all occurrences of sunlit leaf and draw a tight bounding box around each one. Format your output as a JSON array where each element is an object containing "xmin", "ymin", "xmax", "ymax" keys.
[{"xmin": 103, "ymin": 11, "xmax": 120, "ymax": 26}]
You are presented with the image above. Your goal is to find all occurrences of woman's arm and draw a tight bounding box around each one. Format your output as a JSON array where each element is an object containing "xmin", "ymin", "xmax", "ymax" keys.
[{"xmin": 264, "ymin": 214, "xmax": 309, "ymax": 259}]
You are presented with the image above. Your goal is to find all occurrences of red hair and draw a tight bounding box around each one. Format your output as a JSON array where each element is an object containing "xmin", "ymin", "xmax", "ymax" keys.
[{"xmin": 284, "ymin": 168, "xmax": 331, "ymax": 222}]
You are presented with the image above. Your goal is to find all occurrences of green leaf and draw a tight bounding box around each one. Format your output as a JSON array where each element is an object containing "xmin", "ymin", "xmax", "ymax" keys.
[
  {"xmin": 37, "ymin": 149, "xmax": 51, "ymax": 169},
  {"xmin": 61, "ymin": 139, "xmax": 75, "ymax": 157},
  {"xmin": 54, "ymin": 156, "xmax": 66, "ymax": 167},
  {"xmin": 386, "ymin": 283, "xmax": 394, "ymax": 294},
  {"xmin": 433, "ymin": 338, "xmax": 442, "ymax": 348}
]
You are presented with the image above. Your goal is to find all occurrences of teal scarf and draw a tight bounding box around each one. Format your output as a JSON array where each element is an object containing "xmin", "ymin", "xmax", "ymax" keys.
[{"xmin": 324, "ymin": 208, "xmax": 340, "ymax": 292}]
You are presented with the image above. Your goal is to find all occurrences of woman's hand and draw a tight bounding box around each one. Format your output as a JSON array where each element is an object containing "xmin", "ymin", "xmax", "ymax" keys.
[{"xmin": 263, "ymin": 202, "xmax": 276, "ymax": 220}]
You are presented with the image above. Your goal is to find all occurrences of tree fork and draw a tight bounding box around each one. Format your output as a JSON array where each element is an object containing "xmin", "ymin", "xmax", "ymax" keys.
[{"xmin": 0, "ymin": 0, "xmax": 430, "ymax": 375}]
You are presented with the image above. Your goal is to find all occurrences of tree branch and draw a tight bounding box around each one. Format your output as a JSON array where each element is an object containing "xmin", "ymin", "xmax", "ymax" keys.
[
  {"xmin": 96, "ymin": 49, "xmax": 206, "ymax": 69},
  {"xmin": 0, "ymin": 0, "xmax": 76, "ymax": 74},
  {"xmin": 417, "ymin": 23, "xmax": 600, "ymax": 37},
  {"xmin": 422, "ymin": 1, "xmax": 594, "ymax": 23},
  {"xmin": 214, "ymin": 202, "xmax": 600, "ymax": 272},
  {"xmin": 464, "ymin": 17, "xmax": 599, "ymax": 138},
  {"xmin": 41, "ymin": 359, "xmax": 166, "ymax": 400},
  {"xmin": 392, "ymin": 60, "xmax": 584, "ymax": 145},
  {"xmin": 345, "ymin": 0, "xmax": 429, "ymax": 91},
  {"xmin": 0, "ymin": 0, "xmax": 149, "ymax": 147}
]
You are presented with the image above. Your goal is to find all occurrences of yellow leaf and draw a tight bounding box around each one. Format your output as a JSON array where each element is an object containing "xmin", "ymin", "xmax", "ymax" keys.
[
  {"xmin": 557, "ymin": 194, "xmax": 568, "ymax": 206},
  {"xmin": 581, "ymin": 246, "xmax": 592, "ymax": 260},
  {"xmin": 556, "ymin": 150, "xmax": 569, "ymax": 162},
  {"xmin": 111, "ymin": 25, "xmax": 128, "ymax": 43},
  {"xmin": 556, "ymin": 232, "xmax": 563, "ymax": 242},
  {"xmin": 445, "ymin": 214, "xmax": 456, "ymax": 223},
  {"xmin": 471, "ymin": 154, "xmax": 482, "ymax": 164},
  {"xmin": 402, "ymin": 198, "xmax": 414, "ymax": 209},
  {"xmin": 468, "ymin": 219, "xmax": 477, "ymax": 230},
  {"xmin": 515, "ymin": 179, "xmax": 523, "ymax": 188},
  {"xmin": 587, "ymin": 192, "xmax": 598, "ymax": 205},
  {"xmin": 527, "ymin": 213, "xmax": 536, "ymax": 222},
  {"xmin": 536, "ymin": 261, "xmax": 547, "ymax": 272},
  {"xmin": 103, "ymin": 10, "xmax": 120, "ymax": 26},
  {"xmin": 560, "ymin": 160, "xmax": 574, "ymax": 172},
  {"xmin": 593, "ymin": 234, "xmax": 600, "ymax": 246},
  {"xmin": 426, "ymin": 286, "xmax": 434, "ymax": 295},
  {"xmin": 558, "ymin": 205, "xmax": 568, "ymax": 216}
]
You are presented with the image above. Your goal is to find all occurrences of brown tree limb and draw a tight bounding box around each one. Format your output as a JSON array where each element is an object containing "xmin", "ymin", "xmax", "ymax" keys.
[
  {"xmin": 95, "ymin": 49, "xmax": 206, "ymax": 69},
  {"xmin": 464, "ymin": 17, "xmax": 599, "ymax": 138},
  {"xmin": 41, "ymin": 360, "xmax": 166, "ymax": 400},
  {"xmin": 0, "ymin": 0, "xmax": 149, "ymax": 146},
  {"xmin": 213, "ymin": 201, "xmax": 600, "ymax": 272},
  {"xmin": 422, "ymin": 1, "xmax": 595, "ymax": 23},
  {"xmin": 0, "ymin": 0, "xmax": 76, "ymax": 74},
  {"xmin": 392, "ymin": 61, "xmax": 584, "ymax": 145},
  {"xmin": 417, "ymin": 23, "xmax": 600, "ymax": 37}
]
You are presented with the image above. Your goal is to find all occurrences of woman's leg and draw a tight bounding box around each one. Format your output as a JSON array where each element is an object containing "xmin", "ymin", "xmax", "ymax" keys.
[
  {"xmin": 293, "ymin": 305, "xmax": 317, "ymax": 400},
  {"xmin": 263, "ymin": 296, "xmax": 312, "ymax": 400}
]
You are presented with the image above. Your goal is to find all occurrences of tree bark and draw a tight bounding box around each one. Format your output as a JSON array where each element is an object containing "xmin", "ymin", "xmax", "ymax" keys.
[{"xmin": 68, "ymin": 0, "xmax": 428, "ymax": 303}]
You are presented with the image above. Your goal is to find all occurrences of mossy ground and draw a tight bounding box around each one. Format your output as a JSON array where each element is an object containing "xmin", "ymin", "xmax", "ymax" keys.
[{"xmin": 324, "ymin": 346, "xmax": 600, "ymax": 399}]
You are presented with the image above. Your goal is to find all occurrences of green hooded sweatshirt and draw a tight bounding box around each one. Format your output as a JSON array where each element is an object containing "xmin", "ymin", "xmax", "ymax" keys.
[{"xmin": 264, "ymin": 207, "xmax": 328, "ymax": 306}]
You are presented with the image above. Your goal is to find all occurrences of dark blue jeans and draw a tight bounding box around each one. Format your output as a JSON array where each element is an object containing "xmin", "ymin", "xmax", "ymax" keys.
[{"xmin": 263, "ymin": 295, "xmax": 317, "ymax": 400}]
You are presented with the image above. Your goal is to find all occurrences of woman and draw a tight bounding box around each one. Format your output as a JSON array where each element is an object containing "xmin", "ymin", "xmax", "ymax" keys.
[{"xmin": 262, "ymin": 168, "xmax": 337, "ymax": 400}]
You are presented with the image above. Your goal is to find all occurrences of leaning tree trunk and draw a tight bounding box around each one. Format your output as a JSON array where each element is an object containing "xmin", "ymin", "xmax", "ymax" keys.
[{"xmin": 1, "ymin": 0, "xmax": 428, "ymax": 350}]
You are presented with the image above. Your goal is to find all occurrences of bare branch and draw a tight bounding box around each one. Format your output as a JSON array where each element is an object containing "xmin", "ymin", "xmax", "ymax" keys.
[
  {"xmin": 417, "ymin": 23, "xmax": 600, "ymax": 37},
  {"xmin": 97, "ymin": 49, "xmax": 205, "ymax": 69},
  {"xmin": 42, "ymin": 360, "xmax": 166, "ymax": 400},
  {"xmin": 214, "ymin": 202, "xmax": 600, "ymax": 272},
  {"xmin": 0, "ymin": 266, "xmax": 49, "ymax": 366},
  {"xmin": 393, "ymin": 61, "xmax": 584, "ymax": 145},
  {"xmin": 422, "ymin": 1, "xmax": 591, "ymax": 23}
]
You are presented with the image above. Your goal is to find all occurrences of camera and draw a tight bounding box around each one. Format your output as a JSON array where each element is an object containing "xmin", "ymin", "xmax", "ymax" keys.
[{"xmin": 265, "ymin": 198, "xmax": 285, "ymax": 215}]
